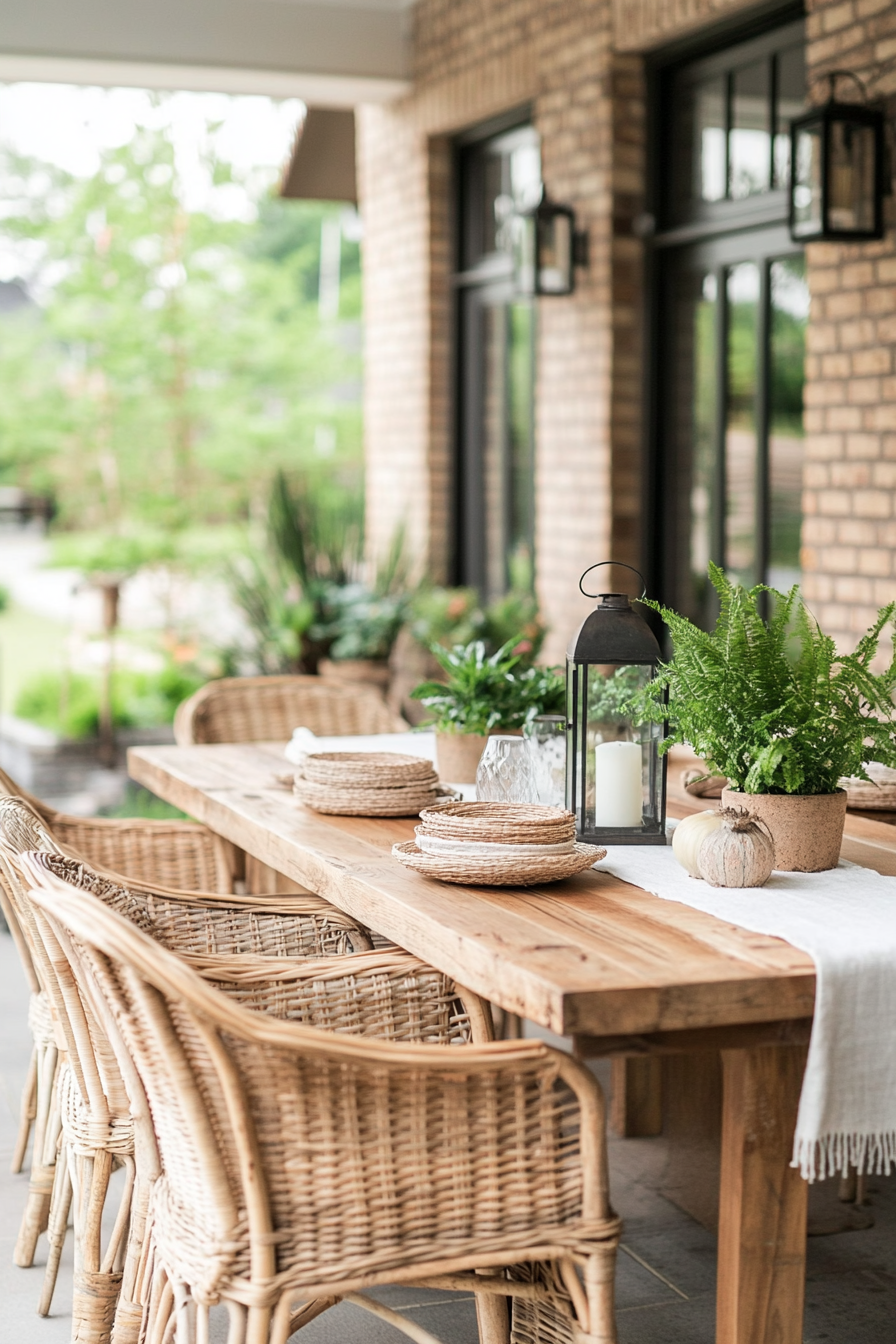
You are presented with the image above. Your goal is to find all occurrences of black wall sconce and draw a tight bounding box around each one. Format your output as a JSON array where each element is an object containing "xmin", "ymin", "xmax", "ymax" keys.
[
  {"xmin": 790, "ymin": 70, "xmax": 885, "ymax": 243},
  {"xmin": 533, "ymin": 199, "xmax": 589, "ymax": 295}
]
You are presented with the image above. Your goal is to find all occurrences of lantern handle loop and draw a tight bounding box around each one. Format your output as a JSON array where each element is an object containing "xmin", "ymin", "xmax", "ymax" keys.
[
  {"xmin": 817, "ymin": 69, "xmax": 868, "ymax": 105},
  {"xmin": 578, "ymin": 561, "xmax": 647, "ymax": 601}
]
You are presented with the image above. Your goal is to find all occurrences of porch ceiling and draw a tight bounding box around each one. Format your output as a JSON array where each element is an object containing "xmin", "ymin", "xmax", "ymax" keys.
[{"xmin": 0, "ymin": 0, "xmax": 412, "ymax": 105}]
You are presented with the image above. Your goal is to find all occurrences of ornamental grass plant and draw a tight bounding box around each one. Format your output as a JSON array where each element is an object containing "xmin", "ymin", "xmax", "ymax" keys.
[{"xmin": 634, "ymin": 563, "xmax": 896, "ymax": 796}]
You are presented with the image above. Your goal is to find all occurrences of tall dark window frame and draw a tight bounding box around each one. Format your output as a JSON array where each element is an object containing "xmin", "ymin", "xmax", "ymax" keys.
[
  {"xmin": 644, "ymin": 9, "xmax": 808, "ymax": 627},
  {"xmin": 452, "ymin": 111, "xmax": 539, "ymax": 599}
]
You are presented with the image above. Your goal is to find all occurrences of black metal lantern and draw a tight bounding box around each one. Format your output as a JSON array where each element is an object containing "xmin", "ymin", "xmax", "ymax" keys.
[
  {"xmin": 566, "ymin": 563, "xmax": 667, "ymax": 846},
  {"xmin": 790, "ymin": 71, "xmax": 885, "ymax": 243},
  {"xmin": 535, "ymin": 200, "xmax": 576, "ymax": 294}
]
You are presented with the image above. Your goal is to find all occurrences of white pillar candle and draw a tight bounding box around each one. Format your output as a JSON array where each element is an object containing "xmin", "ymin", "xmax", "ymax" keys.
[{"xmin": 593, "ymin": 740, "xmax": 643, "ymax": 828}]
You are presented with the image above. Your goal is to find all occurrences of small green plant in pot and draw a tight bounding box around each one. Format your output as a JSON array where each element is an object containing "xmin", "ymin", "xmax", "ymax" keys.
[
  {"xmin": 411, "ymin": 640, "xmax": 565, "ymax": 783},
  {"xmin": 632, "ymin": 564, "xmax": 896, "ymax": 872}
]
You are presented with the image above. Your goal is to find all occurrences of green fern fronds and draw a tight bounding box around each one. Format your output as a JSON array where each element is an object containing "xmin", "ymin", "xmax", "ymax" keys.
[{"xmin": 633, "ymin": 563, "xmax": 896, "ymax": 795}]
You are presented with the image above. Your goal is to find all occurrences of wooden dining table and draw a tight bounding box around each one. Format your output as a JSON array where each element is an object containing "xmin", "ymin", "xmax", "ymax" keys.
[{"xmin": 128, "ymin": 740, "xmax": 896, "ymax": 1344}]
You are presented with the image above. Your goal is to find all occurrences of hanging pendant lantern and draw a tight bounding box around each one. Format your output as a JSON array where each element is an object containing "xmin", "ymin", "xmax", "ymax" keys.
[
  {"xmin": 566, "ymin": 562, "xmax": 667, "ymax": 846},
  {"xmin": 790, "ymin": 71, "xmax": 885, "ymax": 243}
]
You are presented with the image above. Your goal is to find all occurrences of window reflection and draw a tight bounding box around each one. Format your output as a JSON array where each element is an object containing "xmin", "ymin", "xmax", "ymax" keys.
[
  {"xmin": 690, "ymin": 274, "xmax": 718, "ymax": 615},
  {"xmin": 730, "ymin": 61, "xmax": 770, "ymax": 198},
  {"xmin": 670, "ymin": 30, "xmax": 804, "ymax": 218},
  {"xmin": 696, "ymin": 77, "xmax": 727, "ymax": 202},
  {"xmin": 726, "ymin": 262, "xmax": 760, "ymax": 587},
  {"xmin": 769, "ymin": 256, "xmax": 808, "ymax": 591},
  {"xmin": 774, "ymin": 44, "xmax": 806, "ymax": 188}
]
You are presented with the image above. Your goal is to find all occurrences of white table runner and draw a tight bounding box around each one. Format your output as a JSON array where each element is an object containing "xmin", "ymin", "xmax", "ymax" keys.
[{"xmin": 600, "ymin": 845, "xmax": 896, "ymax": 1181}]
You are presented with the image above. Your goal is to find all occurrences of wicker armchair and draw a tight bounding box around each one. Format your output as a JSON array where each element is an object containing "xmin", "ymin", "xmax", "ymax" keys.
[
  {"xmin": 173, "ymin": 673, "xmax": 408, "ymax": 745},
  {"xmin": 0, "ymin": 763, "xmax": 236, "ymax": 892},
  {"xmin": 0, "ymin": 797, "xmax": 377, "ymax": 1340},
  {"xmin": 17, "ymin": 848, "xmax": 493, "ymax": 1344},
  {"xmin": 0, "ymin": 764, "xmax": 237, "ymax": 1273},
  {"xmin": 31, "ymin": 869, "xmax": 621, "ymax": 1344}
]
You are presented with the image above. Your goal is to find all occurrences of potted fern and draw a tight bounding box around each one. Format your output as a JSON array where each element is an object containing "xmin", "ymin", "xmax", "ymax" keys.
[
  {"xmin": 634, "ymin": 564, "xmax": 896, "ymax": 871},
  {"xmin": 411, "ymin": 640, "xmax": 565, "ymax": 782}
]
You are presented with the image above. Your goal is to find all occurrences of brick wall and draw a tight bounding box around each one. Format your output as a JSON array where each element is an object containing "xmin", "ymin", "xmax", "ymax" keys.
[
  {"xmin": 359, "ymin": 0, "xmax": 896, "ymax": 663},
  {"xmin": 359, "ymin": 0, "xmax": 626, "ymax": 662},
  {"xmin": 801, "ymin": 0, "xmax": 896, "ymax": 649}
]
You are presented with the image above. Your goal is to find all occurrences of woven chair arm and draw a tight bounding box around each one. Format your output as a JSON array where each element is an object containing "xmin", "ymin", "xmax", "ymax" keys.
[{"xmin": 187, "ymin": 945, "xmax": 494, "ymax": 1044}]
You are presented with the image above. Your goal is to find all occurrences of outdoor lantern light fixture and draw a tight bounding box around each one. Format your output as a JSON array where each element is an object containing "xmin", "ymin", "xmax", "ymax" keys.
[
  {"xmin": 520, "ymin": 198, "xmax": 588, "ymax": 296},
  {"xmin": 790, "ymin": 71, "xmax": 885, "ymax": 243},
  {"xmin": 566, "ymin": 562, "xmax": 667, "ymax": 847}
]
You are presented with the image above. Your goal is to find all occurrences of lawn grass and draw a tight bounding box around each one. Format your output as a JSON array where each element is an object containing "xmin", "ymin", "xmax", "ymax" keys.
[{"xmin": 0, "ymin": 601, "xmax": 69, "ymax": 715}]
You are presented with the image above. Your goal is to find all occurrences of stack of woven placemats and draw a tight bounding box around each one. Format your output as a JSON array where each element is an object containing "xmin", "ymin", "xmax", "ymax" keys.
[
  {"xmin": 293, "ymin": 751, "xmax": 454, "ymax": 816},
  {"xmin": 839, "ymin": 761, "xmax": 896, "ymax": 810},
  {"xmin": 392, "ymin": 800, "xmax": 606, "ymax": 886}
]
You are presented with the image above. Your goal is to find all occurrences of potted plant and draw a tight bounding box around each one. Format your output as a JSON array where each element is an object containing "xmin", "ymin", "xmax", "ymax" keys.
[
  {"xmin": 411, "ymin": 640, "xmax": 565, "ymax": 782},
  {"xmin": 318, "ymin": 583, "xmax": 408, "ymax": 690},
  {"xmin": 633, "ymin": 564, "xmax": 896, "ymax": 871}
]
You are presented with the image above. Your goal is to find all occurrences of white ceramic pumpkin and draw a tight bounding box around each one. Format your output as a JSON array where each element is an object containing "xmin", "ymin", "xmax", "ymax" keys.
[{"xmin": 672, "ymin": 809, "xmax": 724, "ymax": 877}]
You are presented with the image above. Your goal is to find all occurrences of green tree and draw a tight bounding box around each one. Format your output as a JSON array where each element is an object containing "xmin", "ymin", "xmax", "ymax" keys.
[{"xmin": 0, "ymin": 119, "xmax": 362, "ymax": 531}]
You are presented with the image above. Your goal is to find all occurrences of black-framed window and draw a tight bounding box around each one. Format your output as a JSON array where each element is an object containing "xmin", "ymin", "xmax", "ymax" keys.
[
  {"xmin": 650, "ymin": 15, "xmax": 807, "ymax": 627},
  {"xmin": 454, "ymin": 118, "xmax": 540, "ymax": 599}
]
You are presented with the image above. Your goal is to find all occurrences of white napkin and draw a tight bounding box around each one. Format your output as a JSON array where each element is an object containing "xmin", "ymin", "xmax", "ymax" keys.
[{"xmin": 598, "ymin": 845, "xmax": 896, "ymax": 1181}]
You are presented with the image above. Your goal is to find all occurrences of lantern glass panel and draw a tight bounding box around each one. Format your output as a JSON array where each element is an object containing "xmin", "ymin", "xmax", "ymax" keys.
[
  {"xmin": 792, "ymin": 119, "xmax": 823, "ymax": 237},
  {"xmin": 566, "ymin": 661, "xmax": 665, "ymax": 840},
  {"xmin": 828, "ymin": 118, "xmax": 876, "ymax": 233},
  {"xmin": 537, "ymin": 211, "xmax": 573, "ymax": 294}
]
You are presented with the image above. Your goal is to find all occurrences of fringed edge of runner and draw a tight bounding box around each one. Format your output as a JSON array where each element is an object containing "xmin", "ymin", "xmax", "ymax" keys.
[{"xmin": 792, "ymin": 1130, "xmax": 896, "ymax": 1181}]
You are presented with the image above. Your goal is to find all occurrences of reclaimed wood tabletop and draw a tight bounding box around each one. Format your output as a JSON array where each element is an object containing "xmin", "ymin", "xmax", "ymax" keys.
[{"xmin": 128, "ymin": 740, "xmax": 896, "ymax": 1344}]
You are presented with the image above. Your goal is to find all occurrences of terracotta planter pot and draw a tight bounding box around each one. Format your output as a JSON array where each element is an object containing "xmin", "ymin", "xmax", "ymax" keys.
[
  {"xmin": 721, "ymin": 788, "xmax": 847, "ymax": 873},
  {"xmin": 435, "ymin": 732, "xmax": 489, "ymax": 784},
  {"xmin": 319, "ymin": 658, "xmax": 390, "ymax": 691}
]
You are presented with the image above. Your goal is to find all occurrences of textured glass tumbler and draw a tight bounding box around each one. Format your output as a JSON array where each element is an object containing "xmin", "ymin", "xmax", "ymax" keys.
[
  {"xmin": 524, "ymin": 714, "xmax": 567, "ymax": 807},
  {"xmin": 476, "ymin": 735, "xmax": 537, "ymax": 803}
]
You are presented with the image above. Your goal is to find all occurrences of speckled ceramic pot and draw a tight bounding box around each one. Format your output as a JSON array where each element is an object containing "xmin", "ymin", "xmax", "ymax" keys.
[{"xmin": 720, "ymin": 788, "xmax": 847, "ymax": 873}]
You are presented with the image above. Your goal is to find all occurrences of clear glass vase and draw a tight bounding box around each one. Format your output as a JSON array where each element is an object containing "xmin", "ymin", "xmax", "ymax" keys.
[
  {"xmin": 524, "ymin": 714, "xmax": 567, "ymax": 807},
  {"xmin": 475, "ymin": 735, "xmax": 537, "ymax": 803}
]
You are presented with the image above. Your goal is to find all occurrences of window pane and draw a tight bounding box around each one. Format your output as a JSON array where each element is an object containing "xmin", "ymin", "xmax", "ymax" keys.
[
  {"xmin": 667, "ymin": 268, "xmax": 719, "ymax": 624},
  {"xmin": 774, "ymin": 44, "xmax": 805, "ymax": 188},
  {"xmin": 768, "ymin": 256, "xmax": 807, "ymax": 591},
  {"xmin": 481, "ymin": 304, "xmax": 508, "ymax": 600},
  {"xmin": 691, "ymin": 273, "xmax": 718, "ymax": 616},
  {"xmin": 726, "ymin": 262, "xmax": 759, "ymax": 586},
  {"xmin": 730, "ymin": 60, "xmax": 770, "ymax": 198},
  {"xmin": 693, "ymin": 76, "xmax": 727, "ymax": 202},
  {"xmin": 507, "ymin": 302, "xmax": 535, "ymax": 588}
]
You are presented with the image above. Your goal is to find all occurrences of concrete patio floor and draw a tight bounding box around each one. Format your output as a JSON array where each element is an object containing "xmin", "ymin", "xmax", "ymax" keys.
[{"xmin": 1, "ymin": 928, "xmax": 894, "ymax": 1342}]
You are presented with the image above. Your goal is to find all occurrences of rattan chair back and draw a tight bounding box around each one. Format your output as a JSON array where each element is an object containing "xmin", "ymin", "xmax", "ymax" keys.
[
  {"xmin": 0, "ymin": 762, "xmax": 234, "ymax": 892},
  {"xmin": 174, "ymin": 674, "xmax": 408, "ymax": 745},
  {"xmin": 30, "ymin": 870, "xmax": 621, "ymax": 1344}
]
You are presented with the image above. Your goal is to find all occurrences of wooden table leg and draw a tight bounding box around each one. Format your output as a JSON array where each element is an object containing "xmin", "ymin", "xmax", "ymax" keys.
[{"xmin": 717, "ymin": 1045, "xmax": 808, "ymax": 1344}]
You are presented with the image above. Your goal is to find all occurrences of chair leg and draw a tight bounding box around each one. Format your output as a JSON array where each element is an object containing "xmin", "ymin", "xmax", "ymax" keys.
[
  {"xmin": 580, "ymin": 1247, "xmax": 618, "ymax": 1344},
  {"xmin": 112, "ymin": 1172, "xmax": 153, "ymax": 1344},
  {"xmin": 475, "ymin": 1290, "xmax": 511, "ymax": 1344},
  {"xmin": 11, "ymin": 1044, "xmax": 38, "ymax": 1174},
  {"xmin": 39, "ymin": 1146, "xmax": 73, "ymax": 1316},
  {"xmin": 14, "ymin": 1042, "xmax": 58, "ymax": 1267},
  {"xmin": 71, "ymin": 1149, "xmax": 124, "ymax": 1344}
]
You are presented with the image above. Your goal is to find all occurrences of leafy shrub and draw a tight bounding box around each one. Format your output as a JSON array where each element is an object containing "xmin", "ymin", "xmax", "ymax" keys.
[
  {"xmin": 411, "ymin": 640, "xmax": 564, "ymax": 735},
  {"xmin": 408, "ymin": 587, "xmax": 546, "ymax": 664},
  {"xmin": 633, "ymin": 563, "xmax": 896, "ymax": 795},
  {"xmin": 15, "ymin": 665, "xmax": 205, "ymax": 739}
]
